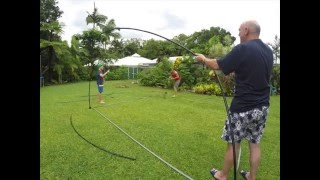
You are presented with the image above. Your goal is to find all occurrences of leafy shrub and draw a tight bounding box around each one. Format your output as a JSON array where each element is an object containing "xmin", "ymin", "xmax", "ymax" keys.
[
  {"xmin": 218, "ymin": 73, "xmax": 235, "ymax": 96},
  {"xmin": 138, "ymin": 59, "xmax": 173, "ymax": 87},
  {"xmin": 105, "ymin": 66, "xmax": 129, "ymax": 80},
  {"xmin": 193, "ymin": 73, "xmax": 234, "ymax": 96},
  {"xmin": 193, "ymin": 84, "xmax": 205, "ymax": 94},
  {"xmin": 271, "ymin": 64, "xmax": 280, "ymax": 94},
  {"xmin": 193, "ymin": 82, "xmax": 221, "ymax": 96}
]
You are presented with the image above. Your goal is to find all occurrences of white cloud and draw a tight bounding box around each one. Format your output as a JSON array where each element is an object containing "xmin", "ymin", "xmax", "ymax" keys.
[{"xmin": 57, "ymin": 0, "xmax": 280, "ymax": 46}]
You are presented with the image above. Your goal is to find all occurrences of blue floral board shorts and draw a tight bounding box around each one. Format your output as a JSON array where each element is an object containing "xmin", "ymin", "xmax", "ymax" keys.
[{"xmin": 221, "ymin": 106, "xmax": 269, "ymax": 144}]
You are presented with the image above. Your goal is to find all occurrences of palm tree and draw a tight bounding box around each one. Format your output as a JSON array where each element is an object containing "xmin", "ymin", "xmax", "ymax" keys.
[
  {"xmin": 86, "ymin": 3, "xmax": 120, "ymax": 60},
  {"xmin": 79, "ymin": 3, "xmax": 120, "ymax": 78},
  {"xmin": 41, "ymin": 20, "xmax": 84, "ymax": 84},
  {"xmin": 85, "ymin": 2, "xmax": 108, "ymax": 29}
]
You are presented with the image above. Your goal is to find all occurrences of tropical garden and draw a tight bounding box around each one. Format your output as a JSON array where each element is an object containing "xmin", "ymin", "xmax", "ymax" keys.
[
  {"xmin": 40, "ymin": 0, "xmax": 280, "ymax": 95},
  {"xmin": 41, "ymin": 1, "xmax": 280, "ymax": 179}
]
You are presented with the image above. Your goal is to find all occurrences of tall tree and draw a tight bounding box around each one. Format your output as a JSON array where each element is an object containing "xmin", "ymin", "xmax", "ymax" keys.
[
  {"xmin": 139, "ymin": 39, "xmax": 164, "ymax": 60},
  {"xmin": 76, "ymin": 3, "xmax": 120, "ymax": 78},
  {"xmin": 122, "ymin": 38, "xmax": 143, "ymax": 57},
  {"xmin": 40, "ymin": 0, "xmax": 63, "ymax": 40},
  {"xmin": 40, "ymin": 20, "xmax": 65, "ymax": 83},
  {"xmin": 139, "ymin": 26, "xmax": 236, "ymax": 60},
  {"xmin": 268, "ymin": 35, "xmax": 280, "ymax": 64},
  {"xmin": 85, "ymin": 2, "xmax": 107, "ymax": 29},
  {"xmin": 40, "ymin": 33, "xmax": 82, "ymax": 84},
  {"xmin": 109, "ymin": 39, "xmax": 125, "ymax": 58},
  {"xmin": 99, "ymin": 19, "xmax": 120, "ymax": 61},
  {"xmin": 40, "ymin": 0, "xmax": 65, "ymax": 84}
]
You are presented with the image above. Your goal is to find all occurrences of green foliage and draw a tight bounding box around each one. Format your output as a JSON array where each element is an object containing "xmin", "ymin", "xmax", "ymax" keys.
[
  {"xmin": 85, "ymin": 5, "xmax": 108, "ymax": 28},
  {"xmin": 217, "ymin": 73, "xmax": 235, "ymax": 97},
  {"xmin": 138, "ymin": 26, "xmax": 236, "ymax": 61},
  {"xmin": 77, "ymin": 29, "xmax": 105, "ymax": 60},
  {"xmin": 102, "ymin": 24, "xmax": 236, "ymax": 92},
  {"xmin": 193, "ymin": 84, "xmax": 205, "ymax": 94},
  {"xmin": 173, "ymin": 57, "xmax": 182, "ymax": 69},
  {"xmin": 122, "ymin": 38, "xmax": 143, "ymax": 57},
  {"xmin": 40, "ymin": 21, "xmax": 64, "ymax": 40},
  {"xmin": 138, "ymin": 39, "xmax": 160, "ymax": 60},
  {"xmin": 108, "ymin": 39, "xmax": 125, "ymax": 58},
  {"xmin": 193, "ymin": 72, "xmax": 234, "ymax": 97},
  {"xmin": 105, "ymin": 66, "xmax": 128, "ymax": 80},
  {"xmin": 41, "ymin": 2, "xmax": 241, "ymax": 89},
  {"xmin": 40, "ymin": 0, "xmax": 63, "ymax": 40},
  {"xmin": 138, "ymin": 56, "xmax": 229, "ymax": 92},
  {"xmin": 176, "ymin": 56, "xmax": 198, "ymax": 89},
  {"xmin": 40, "ymin": 0, "xmax": 62, "ymax": 22},
  {"xmin": 193, "ymin": 67, "xmax": 212, "ymax": 85},
  {"xmin": 214, "ymin": 83, "xmax": 222, "ymax": 96},
  {"xmin": 222, "ymin": 34, "xmax": 234, "ymax": 46},
  {"xmin": 138, "ymin": 59, "xmax": 173, "ymax": 87},
  {"xmin": 268, "ymin": 35, "xmax": 280, "ymax": 64},
  {"xmin": 193, "ymin": 82, "xmax": 221, "ymax": 96},
  {"xmin": 186, "ymin": 27, "xmax": 236, "ymax": 55},
  {"xmin": 41, "ymin": 39, "xmax": 82, "ymax": 84},
  {"xmin": 138, "ymin": 40, "xmax": 176, "ymax": 60},
  {"xmin": 75, "ymin": 5, "xmax": 120, "ymax": 76},
  {"xmin": 271, "ymin": 64, "xmax": 280, "ymax": 94},
  {"xmin": 193, "ymin": 83, "xmax": 215, "ymax": 95},
  {"xmin": 45, "ymin": 1, "xmax": 238, "ymax": 85},
  {"xmin": 208, "ymin": 41, "xmax": 233, "ymax": 59},
  {"xmin": 209, "ymin": 43, "xmax": 224, "ymax": 58},
  {"xmin": 76, "ymin": 66, "xmax": 91, "ymax": 81},
  {"xmin": 208, "ymin": 36, "xmax": 220, "ymax": 45},
  {"xmin": 83, "ymin": 66, "xmax": 129, "ymax": 81}
]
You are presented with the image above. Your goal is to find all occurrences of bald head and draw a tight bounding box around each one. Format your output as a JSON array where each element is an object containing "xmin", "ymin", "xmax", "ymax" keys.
[
  {"xmin": 245, "ymin": 20, "xmax": 260, "ymax": 36},
  {"xmin": 239, "ymin": 20, "xmax": 260, "ymax": 43}
]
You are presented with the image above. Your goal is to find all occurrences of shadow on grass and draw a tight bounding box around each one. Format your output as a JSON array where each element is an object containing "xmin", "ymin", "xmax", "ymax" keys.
[{"xmin": 70, "ymin": 115, "xmax": 136, "ymax": 161}]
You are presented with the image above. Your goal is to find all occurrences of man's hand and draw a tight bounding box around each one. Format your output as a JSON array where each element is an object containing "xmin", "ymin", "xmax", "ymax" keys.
[{"xmin": 195, "ymin": 54, "xmax": 206, "ymax": 63}]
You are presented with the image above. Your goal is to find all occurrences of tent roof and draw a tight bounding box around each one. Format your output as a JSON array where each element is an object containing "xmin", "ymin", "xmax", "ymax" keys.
[{"xmin": 109, "ymin": 53, "xmax": 157, "ymax": 67}]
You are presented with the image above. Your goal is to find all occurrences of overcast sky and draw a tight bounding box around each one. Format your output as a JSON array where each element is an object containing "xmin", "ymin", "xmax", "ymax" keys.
[{"xmin": 57, "ymin": 0, "xmax": 280, "ymax": 46}]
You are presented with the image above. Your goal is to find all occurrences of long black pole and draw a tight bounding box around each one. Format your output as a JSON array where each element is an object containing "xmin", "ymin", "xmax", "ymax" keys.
[
  {"xmin": 88, "ymin": 66, "xmax": 93, "ymax": 109},
  {"xmin": 112, "ymin": 27, "xmax": 237, "ymax": 179},
  {"xmin": 114, "ymin": 27, "xmax": 195, "ymax": 56}
]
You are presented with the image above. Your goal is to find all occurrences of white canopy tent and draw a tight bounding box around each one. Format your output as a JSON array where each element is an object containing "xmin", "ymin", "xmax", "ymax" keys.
[
  {"xmin": 84, "ymin": 54, "xmax": 157, "ymax": 79},
  {"xmin": 108, "ymin": 53, "xmax": 157, "ymax": 79},
  {"xmin": 109, "ymin": 53, "xmax": 157, "ymax": 67},
  {"xmin": 152, "ymin": 56, "xmax": 184, "ymax": 63}
]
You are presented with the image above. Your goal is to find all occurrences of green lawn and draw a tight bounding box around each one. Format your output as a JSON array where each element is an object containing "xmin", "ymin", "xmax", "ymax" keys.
[{"xmin": 40, "ymin": 80, "xmax": 280, "ymax": 179}]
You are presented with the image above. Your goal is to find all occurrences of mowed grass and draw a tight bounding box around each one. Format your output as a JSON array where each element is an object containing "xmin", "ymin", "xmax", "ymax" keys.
[{"xmin": 40, "ymin": 80, "xmax": 280, "ymax": 179}]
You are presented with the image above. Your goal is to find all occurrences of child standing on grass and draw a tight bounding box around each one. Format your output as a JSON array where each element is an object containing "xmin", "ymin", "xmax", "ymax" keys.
[{"xmin": 96, "ymin": 64, "xmax": 109, "ymax": 104}]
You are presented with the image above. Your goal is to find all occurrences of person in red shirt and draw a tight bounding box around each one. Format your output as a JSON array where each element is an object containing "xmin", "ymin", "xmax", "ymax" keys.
[{"xmin": 170, "ymin": 69, "xmax": 180, "ymax": 97}]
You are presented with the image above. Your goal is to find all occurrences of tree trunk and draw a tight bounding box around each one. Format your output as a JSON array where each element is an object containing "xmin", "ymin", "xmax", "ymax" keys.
[{"xmin": 48, "ymin": 46, "xmax": 54, "ymax": 83}]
